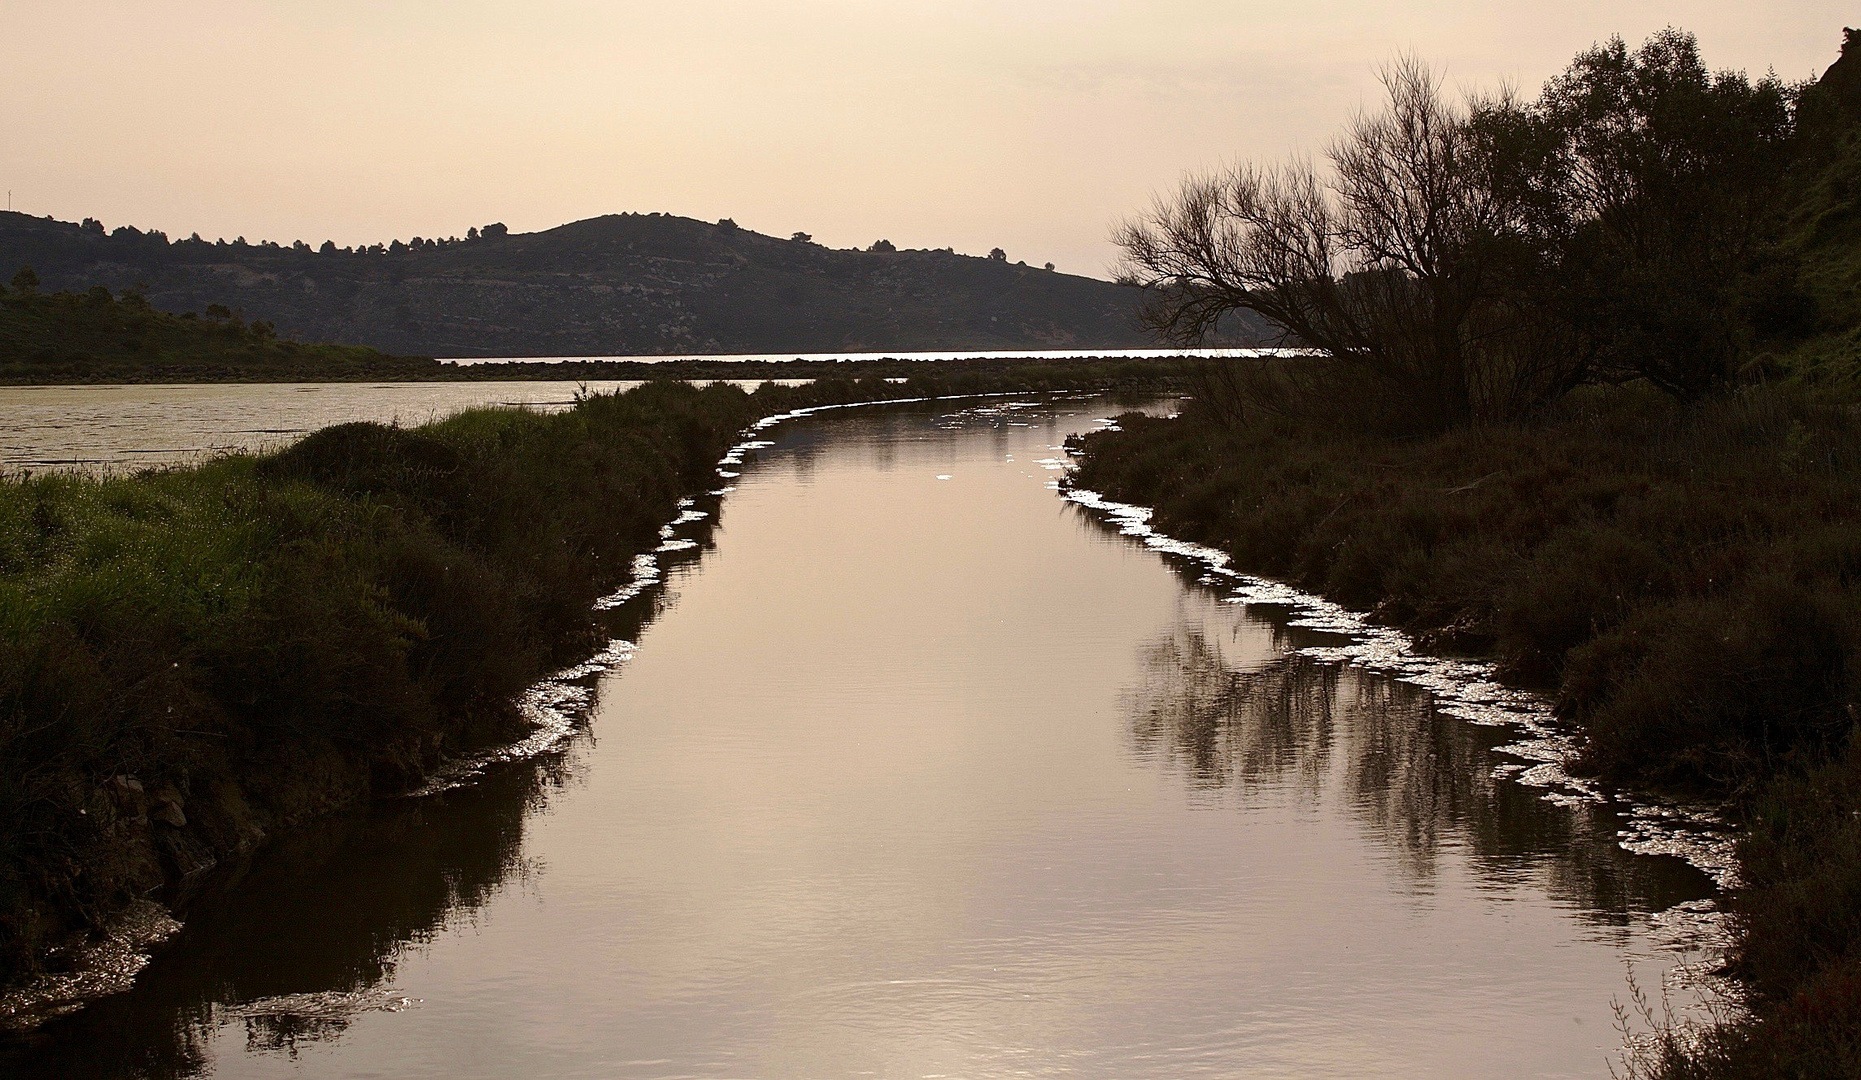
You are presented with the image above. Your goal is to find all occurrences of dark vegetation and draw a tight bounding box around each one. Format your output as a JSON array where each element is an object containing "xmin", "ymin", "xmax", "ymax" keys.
[
  {"xmin": 1089, "ymin": 28, "xmax": 1861, "ymax": 1078},
  {"xmin": 0, "ymin": 210, "xmax": 1271, "ymax": 359},
  {"xmin": 1118, "ymin": 32, "xmax": 1807, "ymax": 430},
  {"xmin": 0, "ymin": 267, "xmax": 1219, "ymax": 384},
  {"xmin": 0, "ymin": 268, "xmax": 439, "ymax": 382},
  {"xmin": 0, "ymin": 359, "xmax": 1184, "ymax": 1001}
]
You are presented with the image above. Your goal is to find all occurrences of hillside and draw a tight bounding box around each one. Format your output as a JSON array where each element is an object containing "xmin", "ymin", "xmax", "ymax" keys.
[
  {"xmin": 0, "ymin": 213, "xmax": 1257, "ymax": 358},
  {"xmin": 0, "ymin": 274, "xmax": 445, "ymax": 383},
  {"xmin": 1781, "ymin": 28, "xmax": 1861, "ymax": 376}
]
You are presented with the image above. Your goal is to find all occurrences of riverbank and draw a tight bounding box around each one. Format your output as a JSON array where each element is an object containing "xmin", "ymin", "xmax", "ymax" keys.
[
  {"xmin": 0, "ymin": 366, "xmax": 1177, "ymax": 1010},
  {"xmin": 1068, "ymin": 382, "xmax": 1861, "ymax": 1076}
]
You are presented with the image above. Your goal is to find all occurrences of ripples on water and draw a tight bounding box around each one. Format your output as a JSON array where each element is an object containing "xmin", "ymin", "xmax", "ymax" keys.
[
  {"xmin": 3, "ymin": 395, "xmax": 1731, "ymax": 1079},
  {"xmin": 0, "ymin": 381, "xmax": 801, "ymax": 471}
]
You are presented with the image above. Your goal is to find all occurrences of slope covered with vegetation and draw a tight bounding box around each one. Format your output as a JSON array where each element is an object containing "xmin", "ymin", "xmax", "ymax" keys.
[
  {"xmin": 0, "ymin": 270, "xmax": 444, "ymax": 382},
  {"xmin": 1075, "ymin": 28, "xmax": 1861, "ymax": 1078},
  {"xmin": 0, "ymin": 212, "xmax": 1273, "ymax": 357},
  {"xmin": 0, "ymin": 269, "xmax": 1228, "ymax": 384}
]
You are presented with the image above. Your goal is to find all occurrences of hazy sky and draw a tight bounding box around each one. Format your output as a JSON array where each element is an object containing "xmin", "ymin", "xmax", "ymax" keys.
[{"xmin": 1, "ymin": 2, "xmax": 1847, "ymax": 277}]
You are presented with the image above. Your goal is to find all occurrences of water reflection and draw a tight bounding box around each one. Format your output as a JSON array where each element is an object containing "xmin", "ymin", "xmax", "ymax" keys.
[
  {"xmin": 1, "ymin": 748, "xmax": 582, "ymax": 1079},
  {"xmin": 4, "ymin": 397, "xmax": 1723, "ymax": 1079},
  {"xmin": 1127, "ymin": 614, "xmax": 1711, "ymax": 923}
]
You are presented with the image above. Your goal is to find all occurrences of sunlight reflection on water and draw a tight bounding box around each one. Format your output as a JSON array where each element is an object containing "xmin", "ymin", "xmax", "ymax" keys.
[{"xmin": 4, "ymin": 395, "xmax": 1729, "ymax": 1080}]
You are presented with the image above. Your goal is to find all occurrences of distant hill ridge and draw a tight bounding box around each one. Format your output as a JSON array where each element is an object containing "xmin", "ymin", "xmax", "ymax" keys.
[{"xmin": 0, "ymin": 211, "xmax": 1266, "ymax": 357}]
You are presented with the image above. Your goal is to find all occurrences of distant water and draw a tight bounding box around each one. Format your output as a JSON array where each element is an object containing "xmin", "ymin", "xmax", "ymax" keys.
[
  {"xmin": 445, "ymin": 347, "xmax": 1306, "ymax": 366},
  {"xmin": 6, "ymin": 397, "xmax": 1722, "ymax": 1079},
  {"xmin": 0, "ymin": 381, "xmax": 784, "ymax": 471}
]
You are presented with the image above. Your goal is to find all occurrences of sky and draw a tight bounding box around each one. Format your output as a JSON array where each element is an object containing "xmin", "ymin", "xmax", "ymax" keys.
[{"xmin": 0, "ymin": 2, "xmax": 1848, "ymax": 278}]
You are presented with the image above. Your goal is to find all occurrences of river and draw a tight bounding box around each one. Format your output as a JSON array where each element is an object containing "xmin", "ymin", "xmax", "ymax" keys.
[{"xmin": 3, "ymin": 396, "xmax": 1720, "ymax": 1078}]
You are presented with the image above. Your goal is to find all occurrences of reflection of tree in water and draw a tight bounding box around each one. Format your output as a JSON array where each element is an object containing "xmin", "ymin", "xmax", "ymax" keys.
[
  {"xmin": 1128, "ymin": 624, "xmax": 1713, "ymax": 920},
  {"xmin": 1, "ymin": 741, "xmax": 586, "ymax": 1080}
]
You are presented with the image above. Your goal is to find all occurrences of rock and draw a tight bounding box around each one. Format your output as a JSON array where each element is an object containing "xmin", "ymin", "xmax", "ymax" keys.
[{"xmin": 150, "ymin": 790, "xmax": 186, "ymax": 828}]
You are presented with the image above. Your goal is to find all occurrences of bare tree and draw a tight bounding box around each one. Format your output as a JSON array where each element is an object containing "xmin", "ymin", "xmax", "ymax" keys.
[{"xmin": 1116, "ymin": 57, "xmax": 1587, "ymax": 429}]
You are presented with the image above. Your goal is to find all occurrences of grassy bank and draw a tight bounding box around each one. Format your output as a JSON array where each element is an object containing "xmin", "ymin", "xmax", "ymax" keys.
[
  {"xmin": 0, "ymin": 366, "xmax": 1173, "ymax": 995},
  {"xmin": 1069, "ymin": 383, "xmax": 1861, "ymax": 1076}
]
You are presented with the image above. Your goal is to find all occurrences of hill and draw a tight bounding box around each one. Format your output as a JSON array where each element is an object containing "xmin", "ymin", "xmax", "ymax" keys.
[
  {"xmin": 0, "ymin": 213, "xmax": 1260, "ymax": 358},
  {"xmin": 0, "ymin": 272, "xmax": 445, "ymax": 382},
  {"xmin": 1780, "ymin": 28, "xmax": 1861, "ymax": 376}
]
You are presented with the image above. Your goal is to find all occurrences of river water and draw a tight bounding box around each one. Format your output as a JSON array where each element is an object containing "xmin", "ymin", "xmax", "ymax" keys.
[{"xmin": 4, "ymin": 397, "xmax": 1718, "ymax": 1078}]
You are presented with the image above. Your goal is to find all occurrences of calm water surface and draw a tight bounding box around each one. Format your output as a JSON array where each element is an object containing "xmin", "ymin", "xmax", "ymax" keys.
[
  {"xmin": 0, "ymin": 381, "xmax": 767, "ymax": 470},
  {"xmin": 6, "ymin": 398, "xmax": 1712, "ymax": 1078}
]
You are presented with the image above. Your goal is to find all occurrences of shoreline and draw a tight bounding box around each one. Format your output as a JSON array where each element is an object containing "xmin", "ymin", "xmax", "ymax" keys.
[{"xmin": 0, "ymin": 381, "xmax": 1140, "ymax": 1033}]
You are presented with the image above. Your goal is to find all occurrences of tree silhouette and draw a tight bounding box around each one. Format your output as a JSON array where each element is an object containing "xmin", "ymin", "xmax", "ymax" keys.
[{"xmin": 988, "ymin": 247, "xmax": 1007, "ymax": 261}]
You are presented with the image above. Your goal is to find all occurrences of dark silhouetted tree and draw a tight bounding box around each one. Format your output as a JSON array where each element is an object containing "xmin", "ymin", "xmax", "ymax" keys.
[
  {"xmin": 1116, "ymin": 57, "xmax": 1584, "ymax": 429},
  {"xmin": 1525, "ymin": 29, "xmax": 1797, "ymax": 399},
  {"xmin": 988, "ymin": 247, "xmax": 1007, "ymax": 261}
]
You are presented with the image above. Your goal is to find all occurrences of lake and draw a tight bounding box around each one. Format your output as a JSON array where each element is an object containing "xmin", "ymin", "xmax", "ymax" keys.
[
  {"xmin": 0, "ymin": 382, "xmax": 654, "ymax": 470},
  {"xmin": 2, "ymin": 396, "xmax": 1723, "ymax": 1078}
]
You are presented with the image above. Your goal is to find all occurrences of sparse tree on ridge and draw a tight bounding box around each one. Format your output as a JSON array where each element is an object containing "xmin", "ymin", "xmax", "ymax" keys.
[{"xmin": 988, "ymin": 247, "xmax": 1007, "ymax": 261}]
